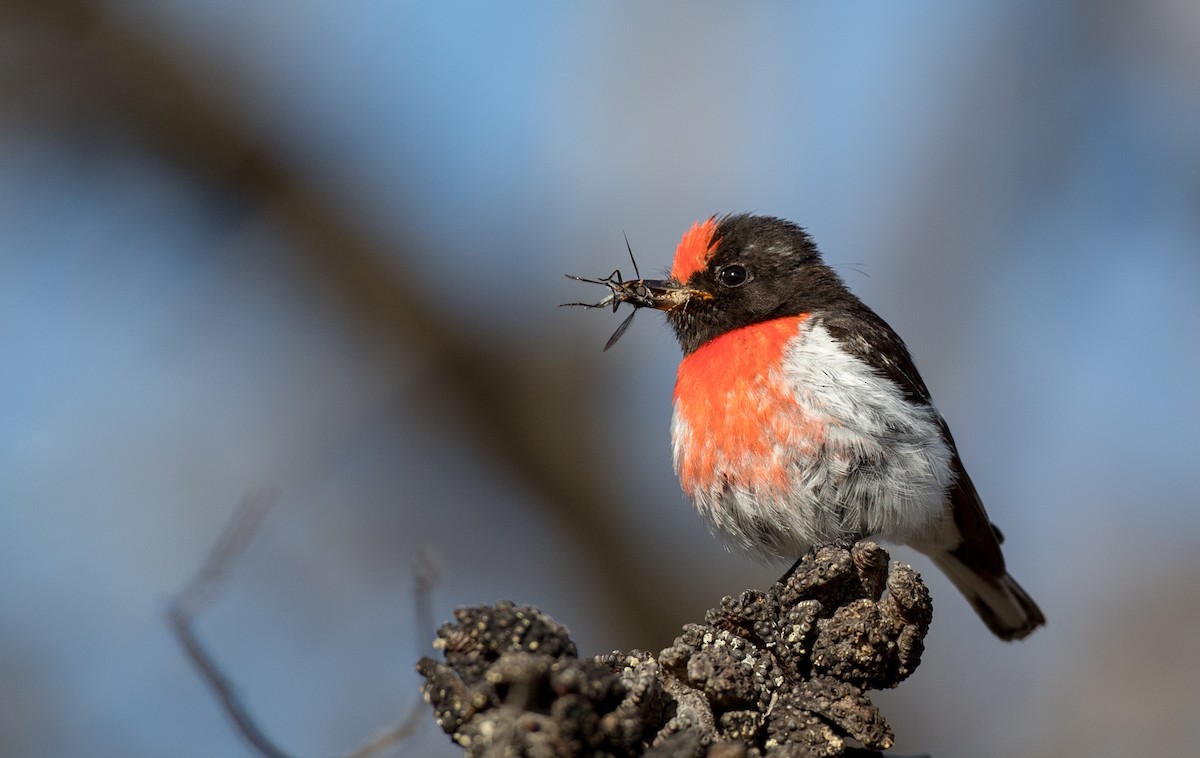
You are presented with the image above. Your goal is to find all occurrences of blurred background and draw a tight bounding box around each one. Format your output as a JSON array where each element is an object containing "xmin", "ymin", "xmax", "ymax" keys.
[{"xmin": 2, "ymin": 1, "xmax": 1199, "ymax": 756}]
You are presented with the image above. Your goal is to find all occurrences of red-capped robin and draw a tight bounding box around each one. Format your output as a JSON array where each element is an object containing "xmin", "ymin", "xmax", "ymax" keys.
[{"xmin": 570, "ymin": 213, "xmax": 1045, "ymax": 640}]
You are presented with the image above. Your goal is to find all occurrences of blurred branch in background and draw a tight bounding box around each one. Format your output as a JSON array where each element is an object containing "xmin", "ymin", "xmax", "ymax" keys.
[{"xmin": 0, "ymin": 0, "xmax": 689, "ymax": 644}]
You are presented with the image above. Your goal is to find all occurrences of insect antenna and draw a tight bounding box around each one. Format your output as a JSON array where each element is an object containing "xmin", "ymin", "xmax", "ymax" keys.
[{"xmin": 623, "ymin": 231, "xmax": 642, "ymax": 280}]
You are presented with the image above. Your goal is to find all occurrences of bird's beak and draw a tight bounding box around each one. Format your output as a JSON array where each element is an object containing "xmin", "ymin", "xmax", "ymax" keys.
[{"xmin": 637, "ymin": 279, "xmax": 711, "ymax": 311}]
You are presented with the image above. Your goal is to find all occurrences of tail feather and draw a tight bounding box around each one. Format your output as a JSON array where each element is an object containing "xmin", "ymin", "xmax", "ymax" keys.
[
  {"xmin": 931, "ymin": 552, "xmax": 1045, "ymax": 641},
  {"xmin": 927, "ymin": 449, "xmax": 1045, "ymax": 640}
]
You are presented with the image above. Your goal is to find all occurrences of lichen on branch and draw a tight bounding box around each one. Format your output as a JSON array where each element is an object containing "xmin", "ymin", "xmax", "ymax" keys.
[{"xmin": 418, "ymin": 540, "xmax": 932, "ymax": 757}]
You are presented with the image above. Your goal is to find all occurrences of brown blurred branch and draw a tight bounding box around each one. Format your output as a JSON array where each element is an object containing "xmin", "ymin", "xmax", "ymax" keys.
[{"xmin": 2, "ymin": 0, "xmax": 683, "ymax": 644}]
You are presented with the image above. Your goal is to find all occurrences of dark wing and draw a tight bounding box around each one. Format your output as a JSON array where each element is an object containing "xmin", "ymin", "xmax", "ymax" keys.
[
  {"xmin": 820, "ymin": 301, "xmax": 935, "ymax": 407},
  {"xmin": 939, "ymin": 423, "xmax": 1006, "ymax": 576},
  {"xmin": 822, "ymin": 301, "xmax": 1006, "ymax": 576}
]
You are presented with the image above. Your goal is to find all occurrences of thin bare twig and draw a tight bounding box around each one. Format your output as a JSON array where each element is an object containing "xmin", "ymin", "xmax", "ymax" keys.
[
  {"xmin": 172, "ymin": 489, "xmax": 279, "ymax": 619},
  {"xmin": 169, "ymin": 492, "xmax": 437, "ymax": 758},
  {"xmin": 339, "ymin": 549, "xmax": 440, "ymax": 758},
  {"xmin": 410, "ymin": 547, "xmax": 439, "ymax": 661},
  {"xmin": 339, "ymin": 706, "xmax": 425, "ymax": 758},
  {"xmin": 169, "ymin": 489, "xmax": 294, "ymax": 758}
]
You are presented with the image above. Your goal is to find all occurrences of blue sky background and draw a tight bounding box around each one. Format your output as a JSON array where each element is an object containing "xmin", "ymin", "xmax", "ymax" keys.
[{"xmin": 2, "ymin": 2, "xmax": 1199, "ymax": 756}]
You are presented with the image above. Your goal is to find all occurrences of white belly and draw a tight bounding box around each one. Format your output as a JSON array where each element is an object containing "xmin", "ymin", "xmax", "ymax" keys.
[{"xmin": 671, "ymin": 320, "xmax": 956, "ymax": 561}]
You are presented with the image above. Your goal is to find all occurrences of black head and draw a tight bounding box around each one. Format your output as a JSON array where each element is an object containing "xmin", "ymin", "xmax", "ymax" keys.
[{"xmin": 656, "ymin": 214, "xmax": 855, "ymax": 354}]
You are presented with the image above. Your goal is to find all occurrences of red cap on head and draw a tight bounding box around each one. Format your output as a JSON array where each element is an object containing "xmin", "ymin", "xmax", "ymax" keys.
[{"xmin": 670, "ymin": 217, "xmax": 719, "ymax": 282}]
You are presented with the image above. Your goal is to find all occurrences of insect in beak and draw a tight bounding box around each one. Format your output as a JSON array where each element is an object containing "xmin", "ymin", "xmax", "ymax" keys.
[{"xmin": 561, "ymin": 234, "xmax": 707, "ymax": 350}]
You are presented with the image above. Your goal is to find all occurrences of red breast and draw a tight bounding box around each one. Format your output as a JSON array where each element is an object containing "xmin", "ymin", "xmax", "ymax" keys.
[{"xmin": 672, "ymin": 314, "xmax": 827, "ymax": 505}]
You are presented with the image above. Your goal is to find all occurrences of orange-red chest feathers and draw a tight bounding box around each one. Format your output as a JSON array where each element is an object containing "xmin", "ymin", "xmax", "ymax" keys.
[{"xmin": 671, "ymin": 315, "xmax": 824, "ymax": 502}]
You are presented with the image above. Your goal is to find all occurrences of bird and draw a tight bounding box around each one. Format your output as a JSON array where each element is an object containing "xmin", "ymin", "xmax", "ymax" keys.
[{"xmin": 591, "ymin": 213, "xmax": 1044, "ymax": 640}]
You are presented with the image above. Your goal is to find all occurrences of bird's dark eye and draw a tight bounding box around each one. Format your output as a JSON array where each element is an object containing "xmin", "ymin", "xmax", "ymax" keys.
[{"xmin": 717, "ymin": 264, "xmax": 749, "ymax": 288}]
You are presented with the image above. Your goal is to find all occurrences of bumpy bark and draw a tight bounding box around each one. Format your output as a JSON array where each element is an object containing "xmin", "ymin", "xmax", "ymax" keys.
[{"xmin": 418, "ymin": 541, "xmax": 932, "ymax": 757}]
